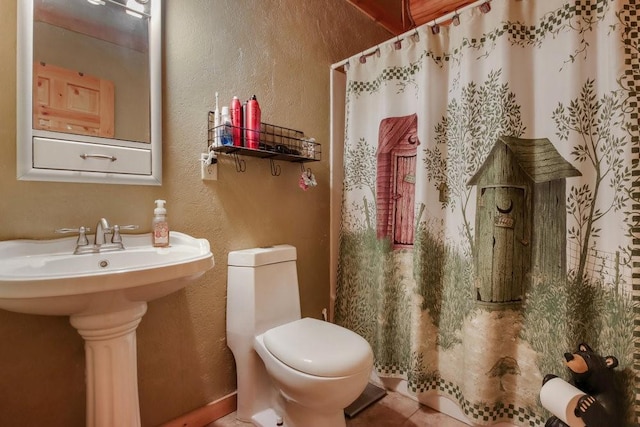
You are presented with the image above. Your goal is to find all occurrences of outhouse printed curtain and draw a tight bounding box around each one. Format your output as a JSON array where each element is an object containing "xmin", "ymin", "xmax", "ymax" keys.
[{"xmin": 335, "ymin": 0, "xmax": 639, "ymax": 425}]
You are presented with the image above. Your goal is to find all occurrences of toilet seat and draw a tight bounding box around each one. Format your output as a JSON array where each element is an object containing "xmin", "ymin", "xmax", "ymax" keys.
[{"xmin": 262, "ymin": 317, "xmax": 372, "ymax": 378}]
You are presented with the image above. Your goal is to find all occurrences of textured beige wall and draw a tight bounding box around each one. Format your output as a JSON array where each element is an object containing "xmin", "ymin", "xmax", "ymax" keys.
[{"xmin": 0, "ymin": 1, "xmax": 389, "ymax": 425}]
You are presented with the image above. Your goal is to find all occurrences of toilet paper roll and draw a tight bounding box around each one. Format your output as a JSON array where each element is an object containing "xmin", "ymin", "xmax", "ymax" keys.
[{"xmin": 539, "ymin": 377, "xmax": 587, "ymax": 427}]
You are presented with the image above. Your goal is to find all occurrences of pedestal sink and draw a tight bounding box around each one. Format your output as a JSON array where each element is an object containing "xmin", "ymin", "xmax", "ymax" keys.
[{"xmin": 0, "ymin": 231, "xmax": 214, "ymax": 427}]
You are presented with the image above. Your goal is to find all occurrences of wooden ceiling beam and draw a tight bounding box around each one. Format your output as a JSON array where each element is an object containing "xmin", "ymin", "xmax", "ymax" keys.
[
  {"xmin": 410, "ymin": 0, "xmax": 477, "ymax": 26},
  {"xmin": 344, "ymin": 0, "xmax": 406, "ymax": 35},
  {"xmin": 345, "ymin": 0, "xmax": 483, "ymax": 36}
]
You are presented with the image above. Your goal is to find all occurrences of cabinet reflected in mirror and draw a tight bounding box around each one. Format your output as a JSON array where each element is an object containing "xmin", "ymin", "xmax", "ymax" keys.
[{"xmin": 17, "ymin": 0, "xmax": 162, "ymax": 185}]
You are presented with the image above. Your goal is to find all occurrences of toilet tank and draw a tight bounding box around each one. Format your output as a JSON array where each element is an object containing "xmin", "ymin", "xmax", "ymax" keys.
[{"xmin": 227, "ymin": 245, "xmax": 302, "ymax": 337}]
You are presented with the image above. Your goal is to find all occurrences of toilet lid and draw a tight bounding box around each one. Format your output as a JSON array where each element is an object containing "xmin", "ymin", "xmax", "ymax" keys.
[{"xmin": 262, "ymin": 318, "xmax": 373, "ymax": 377}]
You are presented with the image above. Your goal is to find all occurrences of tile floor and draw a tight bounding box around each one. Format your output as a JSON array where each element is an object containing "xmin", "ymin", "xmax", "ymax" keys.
[{"xmin": 207, "ymin": 390, "xmax": 469, "ymax": 426}]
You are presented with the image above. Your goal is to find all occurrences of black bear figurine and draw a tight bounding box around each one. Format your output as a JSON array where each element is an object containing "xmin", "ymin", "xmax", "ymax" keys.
[{"xmin": 543, "ymin": 343, "xmax": 621, "ymax": 427}]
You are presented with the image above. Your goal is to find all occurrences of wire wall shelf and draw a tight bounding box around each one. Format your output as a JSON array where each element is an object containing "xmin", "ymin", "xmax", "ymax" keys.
[{"xmin": 207, "ymin": 111, "xmax": 321, "ymax": 169}]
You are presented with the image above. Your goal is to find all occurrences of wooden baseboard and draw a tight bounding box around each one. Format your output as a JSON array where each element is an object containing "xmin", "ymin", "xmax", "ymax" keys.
[{"xmin": 160, "ymin": 392, "xmax": 237, "ymax": 427}]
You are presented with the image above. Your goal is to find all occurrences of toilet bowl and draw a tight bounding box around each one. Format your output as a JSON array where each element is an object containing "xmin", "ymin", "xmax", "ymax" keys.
[
  {"xmin": 255, "ymin": 318, "xmax": 373, "ymax": 425},
  {"xmin": 226, "ymin": 245, "xmax": 374, "ymax": 427}
]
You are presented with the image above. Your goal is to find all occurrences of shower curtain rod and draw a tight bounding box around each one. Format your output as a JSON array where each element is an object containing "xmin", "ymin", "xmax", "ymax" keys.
[{"xmin": 331, "ymin": 0, "xmax": 489, "ymax": 70}]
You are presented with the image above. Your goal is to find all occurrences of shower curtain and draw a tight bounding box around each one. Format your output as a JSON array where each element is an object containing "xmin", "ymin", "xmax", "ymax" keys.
[{"xmin": 334, "ymin": 0, "xmax": 638, "ymax": 425}]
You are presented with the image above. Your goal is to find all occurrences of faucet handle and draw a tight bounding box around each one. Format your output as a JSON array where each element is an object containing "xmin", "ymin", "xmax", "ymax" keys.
[
  {"xmin": 55, "ymin": 226, "xmax": 90, "ymax": 246},
  {"xmin": 118, "ymin": 225, "xmax": 140, "ymax": 231},
  {"xmin": 111, "ymin": 224, "xmax": 139, "ymax": 244}
]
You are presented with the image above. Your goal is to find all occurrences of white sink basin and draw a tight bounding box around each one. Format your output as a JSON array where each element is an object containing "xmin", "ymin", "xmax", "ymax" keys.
[
  {"xmin": 0, "ymin": 231, "xmax": 214, "ymax": 316},
  {"xmin": 0, "ymin": 231, "xmax": 214, "ymax": 427}
]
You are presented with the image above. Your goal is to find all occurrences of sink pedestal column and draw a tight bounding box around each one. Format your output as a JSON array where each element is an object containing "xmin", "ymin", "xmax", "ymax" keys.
[{"xmin": 70, "ymin": 303, "xmax": 148, "ymax": 427}]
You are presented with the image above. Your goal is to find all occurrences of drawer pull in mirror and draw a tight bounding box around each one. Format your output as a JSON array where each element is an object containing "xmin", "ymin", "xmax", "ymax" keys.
[{"xmin": 80, "ymin": 153, "xmax": 117, "ymax": 162}]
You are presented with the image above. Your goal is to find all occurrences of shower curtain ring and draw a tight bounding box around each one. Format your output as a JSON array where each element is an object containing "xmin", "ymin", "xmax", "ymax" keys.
[
  {"xmin": 394, "ymin": 36, "xmax": 402, "ymax": 50},
  {"xmin": 452, "ymin": 9, "xmax": 461, "ymax": 26},
  {"xmin": 431, "ymin": 20, "xmax": 440, "ymax": 34},
  {"xmin": 411, "ymin": 28, "xmax": 420, "ymax": 42}
]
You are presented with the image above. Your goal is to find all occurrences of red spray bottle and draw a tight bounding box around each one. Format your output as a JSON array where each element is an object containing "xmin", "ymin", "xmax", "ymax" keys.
[{"xmin": 245, "ymin": 95, "xmax": 261, "ymax": 149}]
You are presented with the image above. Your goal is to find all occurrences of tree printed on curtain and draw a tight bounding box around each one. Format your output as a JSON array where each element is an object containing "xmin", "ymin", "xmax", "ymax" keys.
[
  {"xmin": 335, "ymin": 0, "xmax": 639, "ymax": 425},
  {"xmin": 424, "ymin": 70, "xmax": 525, "ymax": 256},
  {"xmin": 553, "ymin": 80, "xmax": 632, "ymax": 285}
]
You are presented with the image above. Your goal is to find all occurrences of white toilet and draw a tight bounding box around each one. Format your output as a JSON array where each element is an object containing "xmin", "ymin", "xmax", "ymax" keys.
[{"xmin": 226, "ymin": 245, "xmax": 373, "ymax": 427}]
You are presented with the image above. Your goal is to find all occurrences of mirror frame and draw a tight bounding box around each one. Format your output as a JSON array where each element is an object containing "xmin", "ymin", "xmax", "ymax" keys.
[{"xmin": 16, "ymin": 0, "xmax": 162, "ymax": 185}]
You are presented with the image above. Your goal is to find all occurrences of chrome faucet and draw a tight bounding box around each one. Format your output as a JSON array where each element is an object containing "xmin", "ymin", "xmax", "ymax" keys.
[
  {"xmin": 94, "ymin": 218, "xmax": 112, "ymax": 245},
  {"xmin": 56, "ymin": 219, "xmax": 139, "ymax": 254}
]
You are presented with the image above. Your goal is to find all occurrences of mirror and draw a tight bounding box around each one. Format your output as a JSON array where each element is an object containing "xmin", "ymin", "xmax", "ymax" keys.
[{"xmin": 17, "ymin": 0, "xmax": 162, "ymax": 185}]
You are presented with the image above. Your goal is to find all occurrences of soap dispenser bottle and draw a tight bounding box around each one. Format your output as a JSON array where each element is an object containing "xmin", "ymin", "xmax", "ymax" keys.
[{"xmin": 152, "ymin": 199, "xmax": 169, "ymax": 247}]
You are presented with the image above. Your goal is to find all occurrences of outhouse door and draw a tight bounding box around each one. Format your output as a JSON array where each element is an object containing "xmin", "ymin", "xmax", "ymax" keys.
[
  {"xmin": 476, "ymin": 186, "xmax": 527, "ymax": 302},
  {"xmin": 392, "ymin": 153, "xmax": 416, "ymax": 247}
]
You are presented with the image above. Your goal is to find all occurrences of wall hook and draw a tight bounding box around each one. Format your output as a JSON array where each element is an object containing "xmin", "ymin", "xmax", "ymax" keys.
[
  {"xmin": 270, "ymin": 159, "xmax": 281, "ymax": 176},
  {"xmin": 232, "ymin": 153, "xmax": 246, "ymax": 172}
]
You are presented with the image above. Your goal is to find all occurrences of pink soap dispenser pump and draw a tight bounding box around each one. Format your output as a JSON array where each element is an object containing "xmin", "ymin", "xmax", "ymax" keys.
[{"xmin": 152, "ymin": 199, "xmax": 169, "ymax": 247}]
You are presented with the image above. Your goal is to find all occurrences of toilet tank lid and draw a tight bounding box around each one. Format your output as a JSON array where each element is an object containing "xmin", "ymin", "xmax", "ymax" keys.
[
  {"xmin": 228, "ymin": 245, "xmax": 297, "ymax": 267},
  {"xmin": 262, "ymin": 318, "xmax": 373, "ymax": 377}
]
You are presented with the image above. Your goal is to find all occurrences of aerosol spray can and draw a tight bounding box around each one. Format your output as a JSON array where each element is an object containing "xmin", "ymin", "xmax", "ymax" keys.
[
  {"xmin": 245, "ymin": 95, "xmax": 261, "ymax": 149},
  {"xmin": 230, "ymin": 96, "xmax": 242, "ymax": 147}
]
